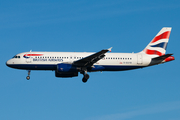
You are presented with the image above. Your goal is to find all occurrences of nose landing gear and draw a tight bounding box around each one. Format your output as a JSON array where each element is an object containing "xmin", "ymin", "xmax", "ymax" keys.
[{"xmin": 26, "ymin": 70, "xmax": 31, "ymax": 80}]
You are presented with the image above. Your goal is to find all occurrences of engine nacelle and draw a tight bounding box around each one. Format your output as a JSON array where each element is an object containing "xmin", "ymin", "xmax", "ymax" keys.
[
  {"xmin": 55, "ymin": 63, "xmax": 79, "ymax": 78},
  {"xmin": 57, "ymin": 63, "xmax": 78, "ymax": 72}
]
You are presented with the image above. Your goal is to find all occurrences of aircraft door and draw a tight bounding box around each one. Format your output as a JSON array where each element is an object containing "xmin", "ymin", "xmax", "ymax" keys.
[
  {"xmin": 137, "ymin": 54, "xmax": 143, "ymax": 64},
  {"xmin": 26, "ymin": 57, "xmax": 32, "ymax": 63}
]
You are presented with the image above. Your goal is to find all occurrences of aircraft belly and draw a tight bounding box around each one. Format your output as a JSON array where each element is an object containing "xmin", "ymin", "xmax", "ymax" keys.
[
  {"xmin": 7, "ymin": 64, "xmax": 56, "ymax": 70},
  {"xmin": 90, "ymin": 64, "xmax": 143, "ymax": 72}
]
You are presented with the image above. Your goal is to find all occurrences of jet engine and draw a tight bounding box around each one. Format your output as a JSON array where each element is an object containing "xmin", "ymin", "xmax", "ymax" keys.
[{"xmin": 55, "ymin": 63, "xmax": 78, "ymax": 78}]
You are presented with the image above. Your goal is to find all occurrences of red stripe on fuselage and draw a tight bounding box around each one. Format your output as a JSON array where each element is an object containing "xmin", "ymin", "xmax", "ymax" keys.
[
  {"xmin": 24, "ymin": 54, "xmax": 43, "ymax": 56},
  {"xmin": 151, "ymin": 31, "xmax": 170, "ymax": 43}
]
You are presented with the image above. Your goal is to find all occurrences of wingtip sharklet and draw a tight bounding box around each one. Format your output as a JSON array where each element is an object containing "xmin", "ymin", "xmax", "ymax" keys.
[{"xmin": 108, "ymin": 47, "xmax": 113, "ymax": 52}]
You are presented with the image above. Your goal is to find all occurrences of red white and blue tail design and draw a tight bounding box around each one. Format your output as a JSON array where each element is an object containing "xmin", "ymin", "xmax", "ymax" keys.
[{"xmin": 141, "ymin": 27, "xmax": 172, "ymax": 57}]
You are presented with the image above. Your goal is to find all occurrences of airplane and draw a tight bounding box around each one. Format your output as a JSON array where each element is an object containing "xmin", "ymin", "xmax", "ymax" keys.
[{"xmin": 6, "ymin": 27, "xmax": 175, "ymax": 83}]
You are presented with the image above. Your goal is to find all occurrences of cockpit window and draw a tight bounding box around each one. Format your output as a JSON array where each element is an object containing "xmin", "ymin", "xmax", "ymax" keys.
[{"xmin": 13, "ymin": 55, "xmax": 20, "ymax": 58}]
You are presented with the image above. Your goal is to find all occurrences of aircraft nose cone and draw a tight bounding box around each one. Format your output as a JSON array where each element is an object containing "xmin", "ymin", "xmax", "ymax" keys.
[
  {"xmin": 6, "ymin": 59, "xmax": 12, "ymax": 67},
  {"xmin": 6, "ymin": 60, "xmax": 10, "ymax": 67}
]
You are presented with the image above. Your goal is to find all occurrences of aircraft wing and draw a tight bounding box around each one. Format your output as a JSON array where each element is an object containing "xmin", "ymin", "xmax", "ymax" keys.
[{"xmin": 73, "ymin": 47, "xmax": 112, "ymax": 67}]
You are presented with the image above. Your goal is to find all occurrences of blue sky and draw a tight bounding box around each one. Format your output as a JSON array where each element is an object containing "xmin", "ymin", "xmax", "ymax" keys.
[{"xmin": 1, "ymin": 0, "xmax": 180, "ymax": 120}]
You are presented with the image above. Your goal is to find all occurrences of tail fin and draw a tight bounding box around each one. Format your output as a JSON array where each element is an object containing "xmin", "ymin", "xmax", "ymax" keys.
[{"xmin": 140, "ymin": 27, "xmax": 172, "ymax": 57}]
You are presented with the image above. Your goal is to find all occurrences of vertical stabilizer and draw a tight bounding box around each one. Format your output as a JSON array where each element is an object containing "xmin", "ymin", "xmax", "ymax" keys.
[{"xmin": 140, "ymin": 27, "xmax": 172, "ymax": 57}]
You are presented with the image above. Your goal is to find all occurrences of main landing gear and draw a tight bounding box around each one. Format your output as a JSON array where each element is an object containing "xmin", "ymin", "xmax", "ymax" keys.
[
  {"xmin": 81, "ymin": 70, "xmax": 90, "ymax": 83},
  {"xmin": 26, "ymin": 70, "xmax": 31, "ymax": 80}
]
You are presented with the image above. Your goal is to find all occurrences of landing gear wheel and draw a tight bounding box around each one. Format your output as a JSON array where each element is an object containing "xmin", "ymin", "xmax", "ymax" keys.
[
  {"xmin": 82, "ymin": 74, "xmax": 89, "ymax": 83},
  {"xmin": 82, "ymin": 78, "xmax": 87, "ymax": 83},
  {"xmin": 26, "ymin": 70, "xmax": 31, "ymax": 80},
  {"xmin": 26, "ymin": 76, "xmax": 30, "ymax": 80}
]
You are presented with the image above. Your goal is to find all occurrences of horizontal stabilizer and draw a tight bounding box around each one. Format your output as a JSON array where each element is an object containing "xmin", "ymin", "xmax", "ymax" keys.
[
  {"xmin": 149, "ymin": 54, "xmax": 174, "ymax": 66},
  {"xmin": 152, "ymin": 54, "xmax": 173, "ymax": 61}
]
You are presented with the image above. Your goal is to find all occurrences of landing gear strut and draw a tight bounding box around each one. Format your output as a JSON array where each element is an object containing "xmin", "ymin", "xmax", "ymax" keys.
[
  {"xmin": 81, "ymin": 70, "xmax": 90, "ymax": 83},
  {"xmin": 26, "ymin": 70, "xmax": 31, "ymax": 80}
]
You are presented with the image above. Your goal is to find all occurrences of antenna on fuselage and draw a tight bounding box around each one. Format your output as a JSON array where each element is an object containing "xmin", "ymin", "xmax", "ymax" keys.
[{"xmin": 30, "ymin": 50, "xmax": 32, "ymax": 52}]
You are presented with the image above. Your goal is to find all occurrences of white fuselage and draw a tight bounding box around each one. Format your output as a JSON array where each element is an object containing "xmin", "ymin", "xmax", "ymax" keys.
[
  {"xmin": 6, "ymin": 52, "xmax": 151, "ymax": 71},
  {"xmin": 5, "ymin": 27, "xmax": 175, "ymax": 82}
]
